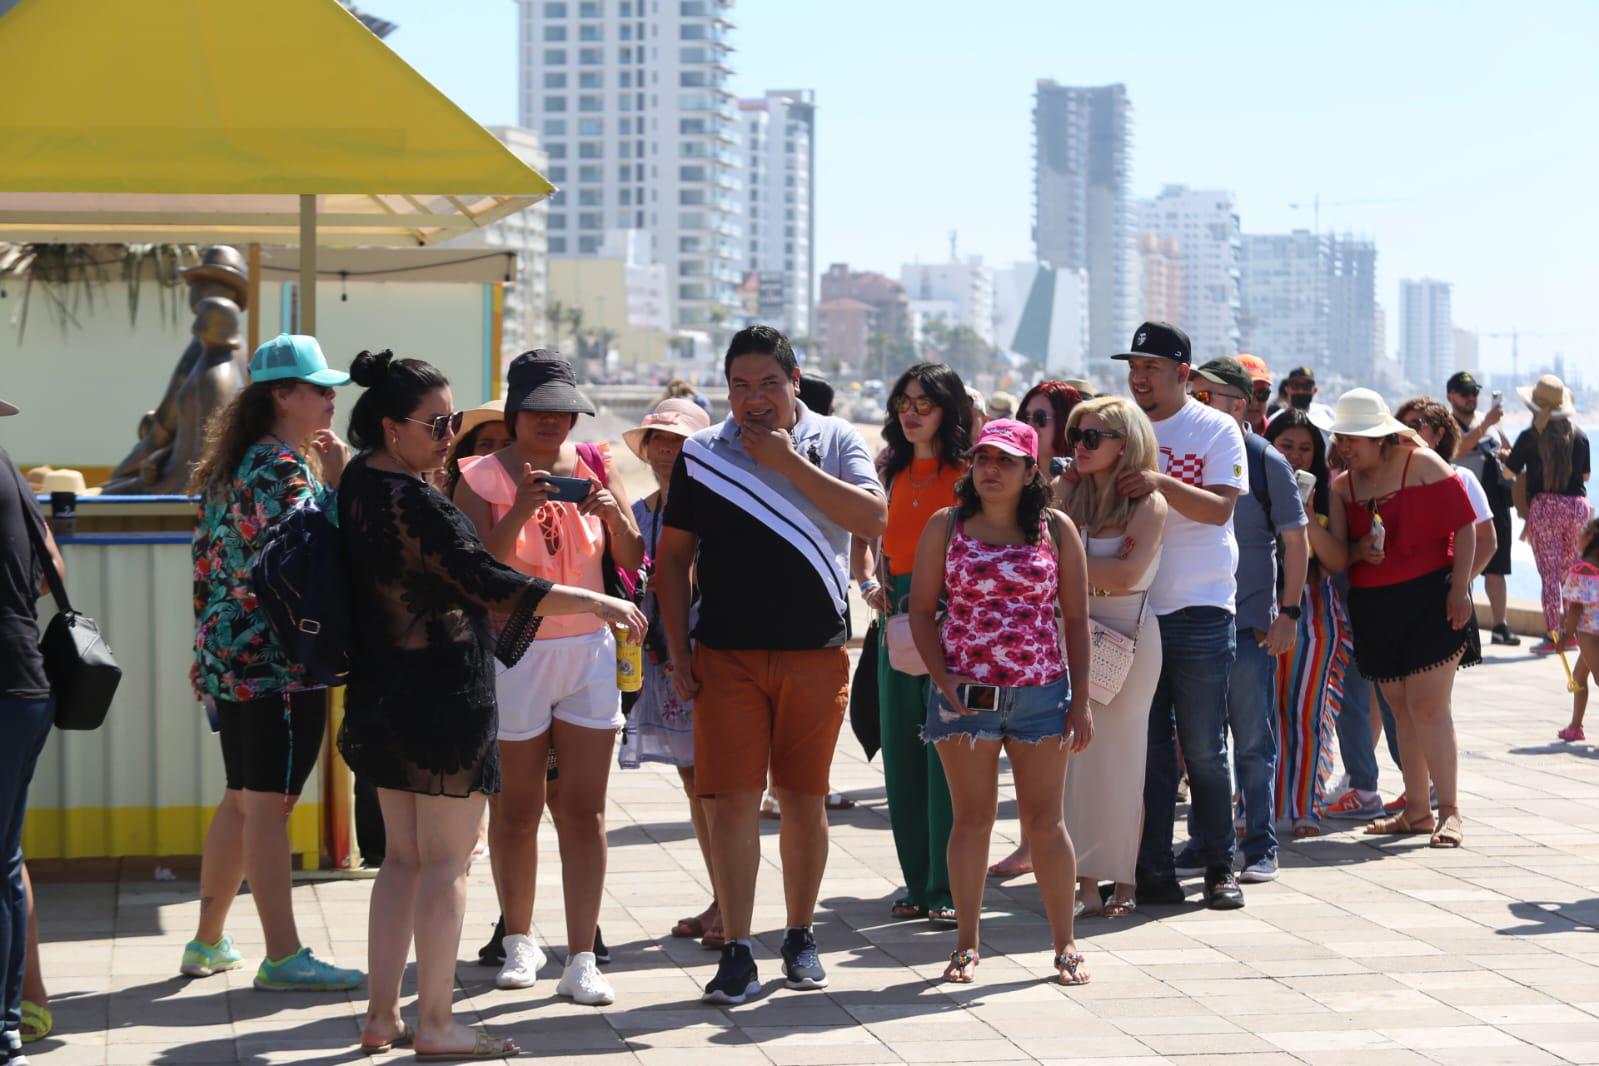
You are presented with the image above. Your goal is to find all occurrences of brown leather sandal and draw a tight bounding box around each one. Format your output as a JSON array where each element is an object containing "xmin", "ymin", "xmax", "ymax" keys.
[
  {"xmin": 1429, "ymin": 812, "xmax": 1464, "ymax": 848},
  {"xmin": 1364, "ymin": 811, "xmax": 1435, "ymax": 835}
]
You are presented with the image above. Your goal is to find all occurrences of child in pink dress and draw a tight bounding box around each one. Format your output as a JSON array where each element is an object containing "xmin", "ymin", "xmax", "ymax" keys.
[{"xmin": 1556, "ymin": 518, "xmax": 1599, "ymax": 741}]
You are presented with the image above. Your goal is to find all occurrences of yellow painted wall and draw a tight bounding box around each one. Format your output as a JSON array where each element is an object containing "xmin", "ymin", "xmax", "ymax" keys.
[
  {"xmin": 0, "ymin": 277, "xmax": 494, "ymax": 471},
  {"xmin": 546, "ymin": 259, "xmax": 670, "ymax": 368}
]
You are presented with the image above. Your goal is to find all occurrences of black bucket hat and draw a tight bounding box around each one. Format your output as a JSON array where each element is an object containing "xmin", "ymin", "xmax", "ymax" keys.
[{"xmin": 504, "ymin": 349, "xmax": 596, "ymax": 416}]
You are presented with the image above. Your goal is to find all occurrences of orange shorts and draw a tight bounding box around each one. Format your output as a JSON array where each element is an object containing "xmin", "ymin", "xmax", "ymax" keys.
[{"xmin": 690, "ymin": 645, "xmax": 849, "ymax": 798}]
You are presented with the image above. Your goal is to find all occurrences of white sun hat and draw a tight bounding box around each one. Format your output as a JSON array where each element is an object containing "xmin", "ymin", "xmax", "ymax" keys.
[{"xmin": 1327, "ymin": 388, "xmax": 1421, "ymax": 443}]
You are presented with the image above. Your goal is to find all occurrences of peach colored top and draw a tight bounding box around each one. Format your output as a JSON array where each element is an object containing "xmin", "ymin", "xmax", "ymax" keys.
[{"xmin": 459, "ymin": 450, "xmax": 606, "ymax": 639}]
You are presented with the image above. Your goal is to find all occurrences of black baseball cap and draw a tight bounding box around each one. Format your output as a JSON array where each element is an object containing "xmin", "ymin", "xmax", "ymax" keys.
[
  {"xmin": 1446, "ymin": 371, "xmax": 1481, "ymax": 394},
  {"xmin": 1285, "ymin": 365, "xmax": 1316, "ymax": 384},
  {"xmin": 1111, "ymin": 321, "xmax": 1192, "ymax": 364}
]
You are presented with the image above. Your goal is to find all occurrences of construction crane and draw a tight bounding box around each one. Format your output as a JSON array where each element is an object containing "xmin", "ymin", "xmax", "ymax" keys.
[
  {"xmin": 1482, "ymin": 329, "xmax": 1591, "ymax": 381},
  {"xmin": 1287, "ymin": 194, "xmax": 1410, "ymax": 233}
]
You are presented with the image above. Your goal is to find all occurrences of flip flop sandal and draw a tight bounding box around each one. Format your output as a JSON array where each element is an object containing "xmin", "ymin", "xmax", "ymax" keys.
[
  {"xmin": 1429, "ymin": 813, "xmax": 1464, "ymax": 848},
  {"xmin": 21, "ymin": 999, "xmax": 51, "ymax": 1043},
  {"xmin": 414, "ymin": 1030, "xmax": 518, "ymax": 1062},
  {"xmin": 943, "ymin": 948, "xmax": 978, "ymax": 984},
  {"xmin": 890, "ymin": 899, "xmax": 927, "ymax": 920},
  {"xmin": 671, "ymin": 916, "xmax": 706, "ymax": 939},
  {"xmin": 1364, "ymin": 811, "xmax": 1435, "ymax": 836},
  {"xmin": 360, "ymin": 1022, "xmax": 414, "ymax": 1055},
  {"xmin": 927, "ymin": 905, "xmax": 958, "ymax": 925},
  {"xmin": 1054, "ymin": 951, "xmax": 1090, "ymax": 986},
  {"xmin": 825, "ymin": 792, "xmax": 856, "ymax": 810}
]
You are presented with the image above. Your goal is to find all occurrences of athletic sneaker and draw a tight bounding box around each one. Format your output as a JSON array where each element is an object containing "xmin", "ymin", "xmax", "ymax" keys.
[
  {"xmin": 495, "ymin": 933, "xmax": 546, "ymax": 990},
  {"xmin": 556, "ymin": 951, "xmax": 614, "ymax": 1006},
  {"xmin": 1238, "ymin": 856, "xmax": 1279, "ymax": 884},
  {"xmin": 180, "ymin": 935, "xmax": 242, "ymax": 978},
  {"xmin": 1324, "ymin": 788, "xmax": 1384, "ymax": 820},
  {"xmin": 253, "ymin": 947, "xmax": 362, "ymax": 991},
  {"xmin": 1203, "ymin": 864, "xmax": 1245, "ymax": 910},
  {"xmin": 1173, "ymin": 847, "xmax": 1205, "ymax": 877},
  {"xmin": 702, "ymin": 942, "xmax": 760, "ymax": 1005},
  {"xmin": 1384, "ymin": 788, "xmax": 1438, "ymax": 813},
  {"xmin": 593, "ymin": 925, "xmax": 611, "ymax": 965},
  {"xmin": 1491, "ymin": 624, "xmax": 1522, "ymax": 646},
  {"xmin": 780, "ymin": 927, "xmax": 828, "ymax": 990},
  {"xmin": 478, "ymin": 915, "xmax": 507, "ymax": 965}
]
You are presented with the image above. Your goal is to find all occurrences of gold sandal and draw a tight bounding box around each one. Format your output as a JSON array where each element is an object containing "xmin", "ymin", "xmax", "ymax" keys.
[
  {"xmin": 1430, "ymin": 812, "xmax": 1464, "ymax": 848},
  {"xmin": 1364, "ymin": 811, "xmax": 1435, "ymax": 836}
]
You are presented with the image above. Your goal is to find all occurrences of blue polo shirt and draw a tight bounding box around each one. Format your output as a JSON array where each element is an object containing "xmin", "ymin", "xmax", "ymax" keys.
[{"xmin": 664, "ymin": 400, "xmax": 882, "ymax": 650}]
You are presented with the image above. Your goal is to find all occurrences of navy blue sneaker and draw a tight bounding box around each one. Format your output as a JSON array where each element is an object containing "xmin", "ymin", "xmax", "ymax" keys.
[
  {"xmin": 780, "ymin": 927, "xmax": 828, "ymax": 990},
  {"xmin": 702, "ymin": 941, "xmax": 760, "ymax": 1005}
]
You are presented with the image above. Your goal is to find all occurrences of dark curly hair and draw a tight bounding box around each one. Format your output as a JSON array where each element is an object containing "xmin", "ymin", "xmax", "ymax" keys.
[
  {"xmin": 346, "ymin": 349, "xmax": 450, "ymax": 451},
  {"xmin": 953, "ymin": 457, "xmax": 1051, "ymax": 545},
  {"xmin": 1018, "ymin": 380, "xmax": 1083, "ymax": 461},
  {"xmin": 1264, "ymin": 408, "xmax": 1330, "ymax": 517},
  {"xmin": 881, "ymin": 362, "xmax": 971, "ymax": 488}
]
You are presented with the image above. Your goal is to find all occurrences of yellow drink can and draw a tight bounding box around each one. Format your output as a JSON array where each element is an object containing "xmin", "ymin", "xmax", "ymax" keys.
[{"xmin": 615, "ymin": 625, "xmax": 644, "ymax": 693}]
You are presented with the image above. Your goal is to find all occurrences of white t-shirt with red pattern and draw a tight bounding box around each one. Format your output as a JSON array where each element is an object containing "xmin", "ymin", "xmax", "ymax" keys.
[{"xmin": 1149, "ymin": 399, "xmax": 1248, "ymax": 617}]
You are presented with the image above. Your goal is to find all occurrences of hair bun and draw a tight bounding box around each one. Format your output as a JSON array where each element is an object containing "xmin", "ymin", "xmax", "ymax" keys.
[{"xmin": 349, "ymin": 348, "xmax": 395, "ymax": 388}]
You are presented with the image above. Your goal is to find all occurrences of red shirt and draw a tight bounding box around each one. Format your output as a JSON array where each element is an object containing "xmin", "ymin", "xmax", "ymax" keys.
[{"xmin": 1345, "ymin": 465, "xmax": 1476, "ymax": 589}]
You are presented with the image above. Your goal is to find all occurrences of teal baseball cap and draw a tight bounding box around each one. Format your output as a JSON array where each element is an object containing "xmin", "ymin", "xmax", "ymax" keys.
[{"xmin": 249, "ymin": 334, "xmax": 351, "ymax": 387}]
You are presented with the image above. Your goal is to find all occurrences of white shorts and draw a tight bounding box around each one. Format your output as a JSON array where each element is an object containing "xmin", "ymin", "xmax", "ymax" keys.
[{"xmin": 495, "ymin": 626, "xmax": 624, "ymax": 742}]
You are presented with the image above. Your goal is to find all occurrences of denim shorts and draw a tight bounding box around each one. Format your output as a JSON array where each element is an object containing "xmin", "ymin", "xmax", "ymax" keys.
[{"xmin": 922, "ymin": 674, "xmax": 1071, "ymax": 745}]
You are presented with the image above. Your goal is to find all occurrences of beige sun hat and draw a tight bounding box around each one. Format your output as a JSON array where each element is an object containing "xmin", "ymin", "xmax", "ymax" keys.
[
  {"xmin": 1327, "ymin": 388, "xmax": 1422, "ymax": 443},
  {"xmin": 623, "ymin": 397, "xmax": 712, "ymax": 460},
  {"xmin": 459, "ymin": 398, "xmax": 507, "ymax": 439},
  {"xmin": 1517, "ymin": 374, "xmax": 1575, "ymax": 431}
]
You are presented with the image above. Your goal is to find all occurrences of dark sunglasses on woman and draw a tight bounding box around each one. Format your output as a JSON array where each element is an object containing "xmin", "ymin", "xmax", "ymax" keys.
[
  {"xmin": 1024, "ymin": 409, "xmax": 1051, "ymax": 428},
  {"xmin": 891, "ymin": 394, "xmax": 938, "ymax": 416},
  {"xmin": 1066, "ymin": 426, "xmax": 1123, "ymax": 451},
  {"xmin": 404, "ymin": 410, "xmax": 465, "ymax": 441},
  {"xmin": 1253, "ymin": 383, "xmax": 1272, "ymax": 402}
]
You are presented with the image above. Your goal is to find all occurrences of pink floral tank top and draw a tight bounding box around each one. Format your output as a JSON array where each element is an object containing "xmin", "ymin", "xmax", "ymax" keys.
[{"xmin": 940, "ymin": 519, "xmax": 1066, "ymax": 686}]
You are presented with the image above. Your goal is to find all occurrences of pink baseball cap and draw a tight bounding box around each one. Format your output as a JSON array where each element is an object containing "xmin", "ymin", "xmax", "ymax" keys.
[{"xmin": 967, "ymin": 418, "xmax": 1038, "ymax": 462}]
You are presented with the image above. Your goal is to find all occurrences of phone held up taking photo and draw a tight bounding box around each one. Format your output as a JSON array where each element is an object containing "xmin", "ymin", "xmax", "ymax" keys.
[{"xmin": 538, "ymin": 474, "xmax": 593, "ymax": 503}]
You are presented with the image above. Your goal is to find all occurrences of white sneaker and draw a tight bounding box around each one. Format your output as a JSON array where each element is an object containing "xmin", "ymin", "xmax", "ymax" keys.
[
  {"xmin": 557, "ymin": 951, "xmax": 615, "ymax": 1006},
  {"xmin": 495, "ymin": 932, "xmax": 546, "ymax": 989}
]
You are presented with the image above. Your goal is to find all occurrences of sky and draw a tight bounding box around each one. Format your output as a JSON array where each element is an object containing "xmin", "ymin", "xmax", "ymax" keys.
[{"xmin": 373, "ymin": 0, "xmax": 1598, "ymax": 377}]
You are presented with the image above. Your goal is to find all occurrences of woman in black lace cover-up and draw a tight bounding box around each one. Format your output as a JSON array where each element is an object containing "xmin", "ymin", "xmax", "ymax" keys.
[{"xmin": 337, "ymin": 351, "xmax": 645, "ymax": 1061}]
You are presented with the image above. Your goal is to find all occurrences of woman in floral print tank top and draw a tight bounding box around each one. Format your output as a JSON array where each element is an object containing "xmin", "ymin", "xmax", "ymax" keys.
[{"xmin": 907, "ymin": 418, "xmax": 1093, "ymax": 989}]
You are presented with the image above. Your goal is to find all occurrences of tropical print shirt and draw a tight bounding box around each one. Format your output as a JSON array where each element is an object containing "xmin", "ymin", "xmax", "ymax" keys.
[{"xmin": 192, "ymin": 442, "xmax": 326, "ymax": 701}]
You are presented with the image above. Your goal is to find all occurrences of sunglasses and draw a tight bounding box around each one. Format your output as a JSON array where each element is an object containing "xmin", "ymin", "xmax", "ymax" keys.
[
  {"xmin": 1252, "ymin": 384, "xmax": 1272, "ymax": 402},
  {"xmin": 1066, "ymin": 427, "xmax": 1123, "ymax": 451},
  {"xmin": 892, "ymin": 394, "xmax": 938, "ymax": 416},
  {"xmin": 1402, "ymin": 420, "xmax": 1426, "ymax": 432},
  {"xmin": 403, "ymin": 410, "xmax": 465, "ymax": 441},
  {"xmin": 1023, "ymin": 409, "xmax": 1052, "ymax": 428},
  {"xmin": 1189, "ymin": 388, "xmax": 1245, "ymax": 407}
]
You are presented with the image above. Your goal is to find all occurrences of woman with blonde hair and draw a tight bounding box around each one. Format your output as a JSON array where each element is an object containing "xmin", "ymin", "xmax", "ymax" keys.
[{"xmin": 1058, "ymin": 397, "xmax": 1167, "ymax": 917}]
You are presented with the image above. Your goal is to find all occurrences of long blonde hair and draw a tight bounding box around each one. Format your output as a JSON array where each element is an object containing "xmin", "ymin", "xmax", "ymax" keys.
[{"xmin": 1060, "ymin": 395, "xmax": 1158, "ymax": 535}]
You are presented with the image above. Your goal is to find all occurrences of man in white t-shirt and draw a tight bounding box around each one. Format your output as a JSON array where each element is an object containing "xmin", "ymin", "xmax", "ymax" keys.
[{"xmin": 1113, "ymin": 321, "xmax": 1250, "ymax": 910}]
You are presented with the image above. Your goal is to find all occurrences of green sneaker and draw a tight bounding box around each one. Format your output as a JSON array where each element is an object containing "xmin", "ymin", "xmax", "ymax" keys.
[
  {"xmin": 180, "ymin": 935, "xmax": 243, "ymax": 978},
  {"xmin": 253, "ymin": 946, "xmax": 363, "ymax": 992}
]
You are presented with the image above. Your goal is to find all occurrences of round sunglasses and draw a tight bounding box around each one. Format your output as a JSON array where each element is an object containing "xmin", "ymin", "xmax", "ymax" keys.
[
  {"xmin": 1023, "ymin": 409, "xmax": 1052, "ymax": 428},
  {"xmin": 403, "ymin": 410, "xmax": 465, "ymax": 441},
  {"xmin": 1066, "ymin": 426, "xmax": 1123, "ymax": 451},
  {"xmin": 891, "ymin": 394, "xmax": 938, "ymax": 416}
]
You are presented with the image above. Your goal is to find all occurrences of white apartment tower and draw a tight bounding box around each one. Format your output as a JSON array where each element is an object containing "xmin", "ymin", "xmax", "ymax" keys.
[
  {"xmin": 900, "ymin": 256, "xmax": 995, "ymax": 346},
  {"xmin": 1399, "ymin": 278, "xmax": 1454, "ymax": 389},
  {"xmin": 739, "ymin": 90, "xmax": 814, "ymax": 338},
  {"xmin": 517, "ymin": 0, "xmax": 741, "ymax": 330},
  {"xmin": 1138, "ymin": 185, "xmax": 1241, "ymax": 361}
]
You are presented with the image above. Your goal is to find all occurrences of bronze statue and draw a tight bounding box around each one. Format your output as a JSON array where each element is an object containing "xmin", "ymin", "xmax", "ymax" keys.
[
  {"xmin": 104, "ymin": 246, "xmax": 249, "ymax": 493},
  {"xmin": 102, "ymin": 296, "xmax": 248, "ymax": 494}
]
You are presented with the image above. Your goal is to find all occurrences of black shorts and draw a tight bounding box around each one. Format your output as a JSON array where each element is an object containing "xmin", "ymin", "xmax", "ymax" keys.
[
  {"xmin": 1348, "ymin": 568, "xmax": 1481, "ymax": 683},
  {"xmin": 1484, "ymin": 501, "xmax": 1514, "ymax": 576},
  {"xmin": 217, "ymin": 690, "xmax": 327, "ymax": 794}
]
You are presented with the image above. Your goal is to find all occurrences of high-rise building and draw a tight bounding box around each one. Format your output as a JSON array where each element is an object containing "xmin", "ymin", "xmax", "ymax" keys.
[
  {"xmin": 1138, "ymin": 185, "xmax": 1240, "ymax": 361},
  {"xmin": 992, "ymin": 262, "xmax": 1089, "ymax": 377},
  {"xmin": 1453, "ymin": 327, "xmax": 1479, "ymax": 373},
  {"xmin": 448, "ymin": 126, "xmax": 549, "ymax": 358},
  {"xmin": 739, "ymin": 89, "xmax": 814, "ymax": 337},
  {"xmin": 516, "ymin": 0, "xmax": 741, "ymax": 330},
  {"xmin": 1238, "ymin": 230, "xmax": 1377, "ymax": 381},
  {"xmin": 900, "ymin": 256, "xmax": 995, "ymax": 346},
  {"xmin": 1032, "ymin": 81, "xmax": 1135, "ymax": 365},
  {"xmin": 1136, "ymin": 232, "xmax": 1182, "ymax": 326},
  {"xmin": 1327, "ymin": 237, "xmax": 1377, "ymax": 381},
  {"xmin": 1399, "ymin": 278, "xmax": 1454, "ymax": 389}
]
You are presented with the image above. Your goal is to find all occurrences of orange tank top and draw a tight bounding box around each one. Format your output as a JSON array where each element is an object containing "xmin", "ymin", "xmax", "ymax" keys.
[{"xmin": 882, "ymin": 458, "xmax": 963, "ymax": 576}]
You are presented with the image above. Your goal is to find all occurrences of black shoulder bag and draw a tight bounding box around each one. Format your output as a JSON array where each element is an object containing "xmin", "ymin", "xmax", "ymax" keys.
[{"xmin": 16, "ymin": 474, "xmax": 122, "ymax": 729}]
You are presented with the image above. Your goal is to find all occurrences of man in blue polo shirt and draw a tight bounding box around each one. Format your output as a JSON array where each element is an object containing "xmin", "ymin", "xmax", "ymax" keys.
[{"xmin": 655, "ymin": 325, "xmax": 886, "ymax": 1004}]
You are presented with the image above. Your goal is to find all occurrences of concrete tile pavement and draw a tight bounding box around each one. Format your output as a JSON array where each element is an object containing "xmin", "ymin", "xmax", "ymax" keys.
[{"xmin": 25, "ymin": 639, "xmax": 1599, "ymax": 1064}]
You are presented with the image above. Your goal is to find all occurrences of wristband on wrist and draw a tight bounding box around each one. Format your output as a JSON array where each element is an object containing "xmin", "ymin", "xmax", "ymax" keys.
[{"xmin": 858, "ymin": 579, "xmax": 880, "ymax": 593}]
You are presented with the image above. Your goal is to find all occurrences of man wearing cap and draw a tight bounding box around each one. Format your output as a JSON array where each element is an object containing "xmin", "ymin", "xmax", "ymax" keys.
[
  {"xmin": 1235, "ymin": 355, "xmax": 1272, "ymax": 435},
  {"xmin": 655, "ymin": 325, "xmax": 886, "ymax": 1004},
  {"xmin": 1113, "ymin": 321, "xmax": 1250, "ymax": 909},
  {"xmin": 1447, "ymin": 371, "xmax": 1518, "ymax": 645},
  {"xmin": 1279, "ymin": 366, "xmax": 1336, "ymax": 427},
  {"xmin": 1188, "ymin": 357, "xmax": 1309, "ymax": 885}
]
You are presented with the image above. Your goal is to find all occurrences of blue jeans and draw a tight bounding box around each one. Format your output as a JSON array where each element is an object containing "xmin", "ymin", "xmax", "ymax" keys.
[
  {"xmin": 923, "ymin": 675, "xmax": 1070, "ymax": 746},
  {"xmin": 1229, "ymin": 626, "xmax": 1278, "ymax": 864},
  {"xmin": 1337, "ymin": 661, "xmax": 1381, "ymax": 792},
  {"xmin": 1139, "ymin": 607, "xmax": 1237, "ymax": 879},
  {"xmin": 1, "ymin": 699, "xmax": 53, "ymax": 1047}
]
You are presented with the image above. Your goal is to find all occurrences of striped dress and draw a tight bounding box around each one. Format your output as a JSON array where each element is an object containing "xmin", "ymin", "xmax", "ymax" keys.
[{"xmin": 1274, "ymin": 574, "xmax": 1352, "ymax": 824}]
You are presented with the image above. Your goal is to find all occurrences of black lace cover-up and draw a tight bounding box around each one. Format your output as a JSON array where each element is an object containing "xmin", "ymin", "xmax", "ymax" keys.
[{"xmin": 337, "ymin": 454, "xmax": 549, "ymax": 796}]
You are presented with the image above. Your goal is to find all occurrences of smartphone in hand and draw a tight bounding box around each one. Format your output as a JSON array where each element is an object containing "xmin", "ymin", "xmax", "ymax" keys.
[{"xmin": 539, "ymin": 475, "xmax": 593, "ymax": 503}]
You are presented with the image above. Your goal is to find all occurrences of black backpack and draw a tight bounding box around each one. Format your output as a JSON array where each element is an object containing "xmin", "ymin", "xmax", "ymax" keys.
[{"xmin": 251, "ymin": 496, "xmax": 351, "ymax": 687}]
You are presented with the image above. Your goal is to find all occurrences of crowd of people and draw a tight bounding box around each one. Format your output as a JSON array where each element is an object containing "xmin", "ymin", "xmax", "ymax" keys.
[{"xmin": 0, "ymin": 318, "xmax": 1591, "ymax": 1062}]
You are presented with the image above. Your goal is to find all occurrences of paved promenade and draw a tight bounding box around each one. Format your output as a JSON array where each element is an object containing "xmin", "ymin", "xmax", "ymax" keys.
[{"xmin": 28, "ymin": 639, "xmax": 1599, "ymax": 1065}]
